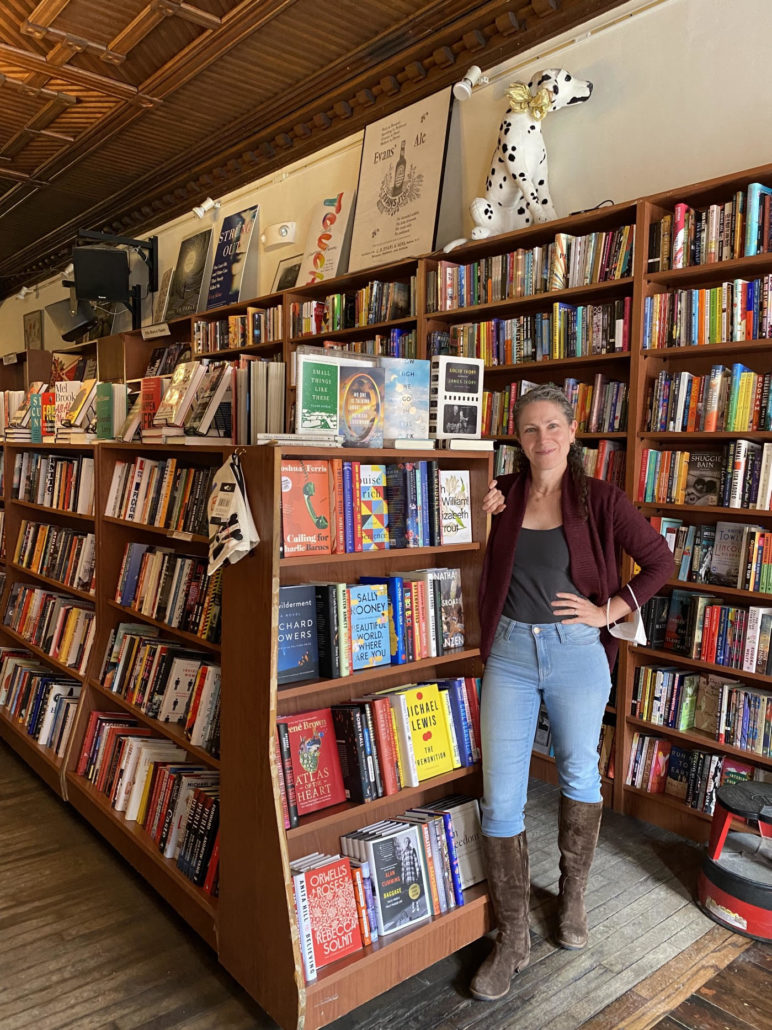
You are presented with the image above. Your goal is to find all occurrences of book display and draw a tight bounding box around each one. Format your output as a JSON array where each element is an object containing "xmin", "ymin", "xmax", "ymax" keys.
[{"xmin": 0, "ymin": 163, "xmax": 770, "ymax": 1029}]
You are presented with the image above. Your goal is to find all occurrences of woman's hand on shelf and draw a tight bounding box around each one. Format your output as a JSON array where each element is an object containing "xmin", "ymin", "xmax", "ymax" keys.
[{"xmin": 482, "ymin": 479, "xmax": 506, "ymax": 516}]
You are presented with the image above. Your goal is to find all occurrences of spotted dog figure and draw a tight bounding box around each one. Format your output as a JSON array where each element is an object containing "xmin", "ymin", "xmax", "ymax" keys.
[{"xmin": 470, "ymin": 69, "xmax": 593, "ymax": 240}]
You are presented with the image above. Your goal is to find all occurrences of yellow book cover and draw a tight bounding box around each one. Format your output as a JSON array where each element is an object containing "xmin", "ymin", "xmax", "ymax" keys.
[{"xmin": 401, "ymin": 682, "xmax": 454, "ymax": 781}]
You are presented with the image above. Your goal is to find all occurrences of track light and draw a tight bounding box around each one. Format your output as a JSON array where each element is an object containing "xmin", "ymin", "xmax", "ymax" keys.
[
  {"xmin": 15, "ymin": 286, "xmax": 32, "ymax": 300},
  {"xmin": 452, "ymin": 65, "xmax": 489, "ymax": 102},
  {"xmin": 261, "ymin": 221, "xmax": 297, "ymax": 248},
  {"xmin": 192, "ymin": 197, "xmax": 220, "ymax": 218}
]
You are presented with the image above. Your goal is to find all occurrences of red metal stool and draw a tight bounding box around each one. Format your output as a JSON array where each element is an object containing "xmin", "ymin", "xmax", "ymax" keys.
[{"xmin": 697, "ymin": 780, "xmax": 772, "ymax": 941}]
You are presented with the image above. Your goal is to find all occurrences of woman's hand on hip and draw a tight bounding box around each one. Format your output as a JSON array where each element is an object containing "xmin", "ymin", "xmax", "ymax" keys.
[
  {"xmin": 551, "ymin": 592, "xmax": 606, "ymax": 627},
  {"xmin": 482, "ymin": 479, "xmax": 506, "ymax": 515}
]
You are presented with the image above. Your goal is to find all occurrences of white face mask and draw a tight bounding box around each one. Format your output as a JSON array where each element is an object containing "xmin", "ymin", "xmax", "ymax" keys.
[{"xmin": 606, "ymin": 586, "xmax": 647, "ymax": 646}]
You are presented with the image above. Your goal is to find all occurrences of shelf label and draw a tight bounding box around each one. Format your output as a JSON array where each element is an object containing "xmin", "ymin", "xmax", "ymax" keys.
[
  {"xmin": 3, "ymin": 352, "xmax": 19, "ymax": 365},
  {"xmin": 141, "ymin": 322, "xmax": 171, "ymax": 340},
  {"xmin": 169, "ymin": 530, "xmax": 193, "ymax": 541}
]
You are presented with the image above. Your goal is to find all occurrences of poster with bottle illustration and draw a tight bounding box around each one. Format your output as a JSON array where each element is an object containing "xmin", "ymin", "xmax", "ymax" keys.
[{"xmin": 348, "ymin": 87, "xmax": 452, "ymax": 271}]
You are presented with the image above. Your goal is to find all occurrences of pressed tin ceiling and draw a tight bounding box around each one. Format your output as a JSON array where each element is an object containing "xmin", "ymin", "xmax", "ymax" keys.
[{"xmin": 0, "ymin": 0, "xmax": 628, "ymax": 299}]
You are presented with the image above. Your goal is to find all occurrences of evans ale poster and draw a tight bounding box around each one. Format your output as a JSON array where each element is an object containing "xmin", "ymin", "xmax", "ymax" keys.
[{"xmin": 348, "ymin": 87, "xmax": 452, "ymax": 271}]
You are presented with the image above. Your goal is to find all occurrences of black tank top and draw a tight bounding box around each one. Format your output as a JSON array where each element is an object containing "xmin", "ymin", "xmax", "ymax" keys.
[{"xmin": 502, "ymin": 526, "xmax": 583, "ymax": 624}]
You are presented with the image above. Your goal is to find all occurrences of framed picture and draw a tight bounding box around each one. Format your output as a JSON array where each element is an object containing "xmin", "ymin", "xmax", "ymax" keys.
[
  {"xmin": 272, "ymin": 253, "xmax": 303, "ymax": 292},
  {"xmin": 23, "ymin": 309, "xmax": 44, "ymax": 349},
  {"xmin": 348, "ymin": 86, "xmax": 453, "ymax": 272}
]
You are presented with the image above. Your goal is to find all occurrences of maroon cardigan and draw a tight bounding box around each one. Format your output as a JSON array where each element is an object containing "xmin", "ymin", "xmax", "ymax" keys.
[{"xmin": 478, "ymin": 470, "xmax": 673, "ymax": 670}]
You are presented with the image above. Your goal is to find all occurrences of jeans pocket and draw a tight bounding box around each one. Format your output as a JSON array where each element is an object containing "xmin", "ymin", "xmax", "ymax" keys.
[{"xmin": 562, "ymin": 623, "xmax": 601, "ymax": 646}]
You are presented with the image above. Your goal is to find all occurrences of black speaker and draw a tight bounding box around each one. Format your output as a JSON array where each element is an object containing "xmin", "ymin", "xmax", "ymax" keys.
[
  {"xmin": 44, "ymin": 297, "xmax": 99, "ymax": 343},
  {"xmin": 73, "ymin": 246, "xmax": 130, "ymax": 303}
]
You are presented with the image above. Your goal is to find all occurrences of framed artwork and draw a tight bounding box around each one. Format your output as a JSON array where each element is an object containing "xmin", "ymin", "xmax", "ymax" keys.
[
  {"xmin": 23, "ymin": 309, "xmax": 44, "ymax": 349},
  {"xmin": 272, "ymin": 253, "xmax": 303, "ymax": 292},
  {"xmin": 348, "ymin": 86, "xmax": 452, "ymax": 272}
]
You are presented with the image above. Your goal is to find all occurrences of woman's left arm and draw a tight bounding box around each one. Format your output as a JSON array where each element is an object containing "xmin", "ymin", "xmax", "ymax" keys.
[{"xmin": 611, "ymin": 488, "xmax": 674, "ymax": 609}]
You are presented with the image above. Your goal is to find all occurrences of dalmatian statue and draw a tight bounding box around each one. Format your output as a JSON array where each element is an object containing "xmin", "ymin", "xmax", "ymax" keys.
[{"xmin": 469, "ymin": 69, "xmax": 593, "ymax": 240}]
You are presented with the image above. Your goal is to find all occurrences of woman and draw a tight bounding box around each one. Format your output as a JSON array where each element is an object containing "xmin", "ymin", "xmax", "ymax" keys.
[{"xmin": 471, "ymin": 383, "xmax": 672, "ymax": 1002}]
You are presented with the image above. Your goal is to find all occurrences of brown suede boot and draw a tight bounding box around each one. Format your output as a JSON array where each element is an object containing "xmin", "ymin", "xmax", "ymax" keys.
[
  {"xmin": 556, "ymin": 796, "xmax": 603, "ymax": 950},
  {"xmin": 470, "ymin": 832, "xmax": 530, "ymax": 1001}
]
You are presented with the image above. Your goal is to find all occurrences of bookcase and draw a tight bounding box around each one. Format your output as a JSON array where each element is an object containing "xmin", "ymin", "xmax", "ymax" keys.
[
  {"xmin": 218, "ymin": 444, "xmax": 492, "ymax": 1030},
  {"xmin": 0, "ymin": 161, "xmax": 770, "ymax": 1029},
  {"xmin": 621, "ymin": 165, "xmax": 772, "ymax": 841},
  {"xmin": 0, "ymin": 441, "xmax": 96, "ymax": 796}
]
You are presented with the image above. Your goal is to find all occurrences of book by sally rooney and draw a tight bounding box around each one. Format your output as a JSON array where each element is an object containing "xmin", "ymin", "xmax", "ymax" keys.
[{"xmin": 347, "ymin": 583, "xmax": 390, "ymax": 670}]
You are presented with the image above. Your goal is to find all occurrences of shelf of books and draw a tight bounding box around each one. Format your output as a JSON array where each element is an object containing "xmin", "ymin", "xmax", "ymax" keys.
[
  {"xmin": 218, "ymin": 443, "xmax": 492, "ymax": 1030},
  {"xmin": 623, "ymin": 164, "xmax": 772, "ymax": 841},
  {"xmin": 62, "ymin": 440, "xmax": 224, "ymax": 946},
  {"xmin": 0, "ymin": 441, "xmax": 97, "ymax": 795}
]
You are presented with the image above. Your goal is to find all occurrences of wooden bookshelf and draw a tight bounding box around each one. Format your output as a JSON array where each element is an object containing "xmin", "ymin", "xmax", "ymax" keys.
[{"xmin": 217, "ymin": 443, "xmax": 492, "ymax": 1030}]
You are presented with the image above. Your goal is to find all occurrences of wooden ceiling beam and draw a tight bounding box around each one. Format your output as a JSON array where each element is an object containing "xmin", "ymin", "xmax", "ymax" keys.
[
  {"xmin": 156, "ymin": 0, "xmax": 223, "ymax": 29},
  {"xmin": 27, "ymin": 0, "xmax": 71, "ymax": 26},
  {"xmin": 0, "ymin": 71, "xmax": 76, "ymax": 105},
  {"xmin": 107, "ymin": 4, "xmax": 175, "ymax": 62},
  {"xmin": 0, "ymin": 42, "xmax": 157, "ymax": 104},
  {"xmin": 21, "ymin": 20, "xmax": 127, "ymax": 64}
]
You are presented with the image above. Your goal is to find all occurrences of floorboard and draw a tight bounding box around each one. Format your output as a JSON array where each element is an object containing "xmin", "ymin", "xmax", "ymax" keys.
[{"xmin": 1, "ymin": 738, "xmax": 764, "ymax": 1030}]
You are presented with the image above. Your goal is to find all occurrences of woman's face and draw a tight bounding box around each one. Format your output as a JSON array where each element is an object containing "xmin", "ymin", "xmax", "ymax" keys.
[{"xmin": 516, "ymin": 400, "xmax": 577, "ymax": 473}]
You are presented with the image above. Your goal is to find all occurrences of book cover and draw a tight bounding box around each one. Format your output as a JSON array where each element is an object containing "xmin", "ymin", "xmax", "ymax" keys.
[
  {"xmin": 664, "ymin": 589, "xmax": 694, "ymax": 655},
  {"xmin": 358, "ymin": 464, "xmax": 389, "ymax": 550},
  {"xmin": 280, "ymin": 460, "xmax": 332, "ymax": 555},
  {"xmin": 279, "ymin": 707, "xmax": 346, "ymax": 816},
  {"xmin": 153, "ymin": 361, "xmax": 205, "ymax": 427},
  {"xmin": 438, "ymin": 469, "xmax": 472, "ymax": 545},
  {"xmin": 664, "ymin": 744, "xmax": 691, "ymax": 800},
  {"xmin": 365, "ymin": 824, "xmax": 432, "ymax": 936},
  {"xmin": 277, "ymin": 585, "xmax": 319, "ymax": 684},
  {"xmin": 708, "ymin": 521, "xmax": 750, "ymax": 587},
  {"xmin": 303, "ymin": 856, "xmax": 363, "ymax": 969},
  {"xmin": 684, "ymin": 450, "xmax": 723, "ymax": 506},
  {"xmin": 347, "ymin": 583, "xmax": 390, "ymax": 671},
  {"xmin": 339, "ymin": 365, "xmax": 385, "ymax": 447},
  {"xmin": 296, "ymin": 355, "xmax": 340, "ymax": 435},
  {"xmin": 423, "ymin": 796, "xmax": 485, "ymax": 889},
  {"xmin": 401, "ymin": 682, "xmax": 454, "ymax": 780},
  {"xmin": 206, "ymin": 205, "xmax": 259, "ymax": 308},
  {"xmin": 165, "ymin": 229, "xmax": 213, "ymax": 319},
  {"xmin": 379, "ymin": 357, "xmax": 430, "ymax": 441},
  {"xmin": 430, "ymin": 567, "xmax": 465, "ymax": 650},
  {"xmin": 646, "ymin": 739, "xmax": 672, "ymax": 793},
  {"xmin": 430, "ymin": 355, "xmax": 484, "ymax": 440}
]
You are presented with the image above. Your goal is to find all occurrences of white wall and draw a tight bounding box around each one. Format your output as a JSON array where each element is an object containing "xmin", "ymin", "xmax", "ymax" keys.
[{"xmin": 2, "ymin": 0, "xmax": 771, "ymax": 354}]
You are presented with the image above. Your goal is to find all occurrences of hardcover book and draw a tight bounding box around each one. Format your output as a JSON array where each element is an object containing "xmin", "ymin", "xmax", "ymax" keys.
[
  {"xmin": 278, "ymin": 707, "xmax": 346, "ymax": 816},
  {"xmin": 401, "ymin": 682, "xmax": 455, "ymax": 780},
  {"xmin": 365, "ymin": 824, "xmax": 432, "ymax": 936},
  {"xmin": 277, "ymin": 585, "xmax": 319, "ymax": 684},
  {"xmin": 302, "ymin": 855, "xmax": 363, "ymax": 969},
  {"xmin": 684, "ymin": 450, "xmax": 723, "ymax": 506},
  {"xmin": 429, "ymin": 355, "xmax": 484, "ymax": 440},
  {"xmin": 153, "ymin": 361, "xmax": 206, "ymax": 427},
  {"xmin": 438, "ymin": 470, "xmax": 472, "ymax": 545},
  {"xmin": 358, "ymin": 464, "xmax": 389, "ymax": 550},
  {"xmin": 708, "ymin": 521, "xmax": 751, "ymax": 587},
  {"xmin": 280, "ymin": 460, "xmax": 332, "ymax": 555},
  {"xmin": 339, "ymin": 365, "xmax": 385, "ymax": 447},
  {"xmin": 295, "ymin": 354, "xmax": 340, "ymax": 436},
  {"xmin": 347, "ymin": 583, "xmax": 390, "ymax": 671},
  {"xmin": 379, "ymin": 357, "xmax": 430, "ymax": 442},
  {"xmin": 664, "ymin": 744, "xmax": 691, "ymax": 800}
]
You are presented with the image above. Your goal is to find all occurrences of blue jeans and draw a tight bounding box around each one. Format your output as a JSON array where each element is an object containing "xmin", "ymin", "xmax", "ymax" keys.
[{"xmin": 480, "ymin": 616, "xmax": 611, "ymax": 837}]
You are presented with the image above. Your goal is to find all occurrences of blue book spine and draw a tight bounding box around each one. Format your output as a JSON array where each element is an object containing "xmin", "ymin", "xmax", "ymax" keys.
[
  {"xmin": 342, "ymin": 461, "xmax": 355, "ymax": 553},
  {"xmin": 121, "ymin": 543, "xmax": 149, "ymax": 606},
  {"xmin": 451, "ymin": 679, "xmax": 475, "ymax": 764},
  {"xmin": 403, "ymin": 463, "xmax": 420, "ymax": 546},
  {"xmin": 359, "ymin": 576, "xmax": 406, "ymax": 664},
  {"xmin": 440, "ymin": 681, "xmax": 473, "ymax": 766},
  {"xmin": 384, "ymin": 465, "xmax": 407, "ymax": 549},
  {"xmin": 643, "ymin": 296, "xmax": 652, "ymax": 348},
  {"xmin": 360, "ymin": 861, "xmax": 379, "ymax": 941},
  {"xmin": 440, "ymin": 810, "xmax": 465, "ymax": 906},
  {"xmin": 418, "ymin": 462, "xmax": 430, "ymax": 548}
]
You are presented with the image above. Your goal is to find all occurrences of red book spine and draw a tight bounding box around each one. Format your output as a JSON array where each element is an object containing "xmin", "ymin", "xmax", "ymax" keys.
[
  {"xmin": 368, "ymin": 698, "xmax": 399, "ymax": 795},
  {"xmin": 202, "ymin": 829, "xmax": 220, "ymax": 895},
  {"xmin": 330, "ymin": 459, "xmax": 346, "ymax": 554}
]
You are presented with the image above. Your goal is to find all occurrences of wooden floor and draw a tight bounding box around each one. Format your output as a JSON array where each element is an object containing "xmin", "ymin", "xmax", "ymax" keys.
[{"xmin": 0, "ymin": 738, "xmax": 768, "ymax": 1030}]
